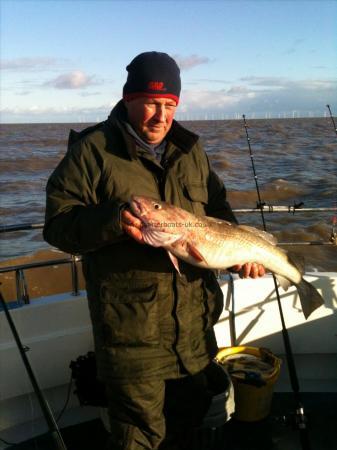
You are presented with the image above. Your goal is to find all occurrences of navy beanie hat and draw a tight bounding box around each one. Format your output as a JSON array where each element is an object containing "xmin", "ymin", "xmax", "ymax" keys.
[{"xmin": 123, "ymin": 52, "xmax": 181, "ymax": 105}]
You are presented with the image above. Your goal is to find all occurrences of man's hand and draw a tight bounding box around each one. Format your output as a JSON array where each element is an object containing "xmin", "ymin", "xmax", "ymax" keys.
[
  {"xmin": 230, "ymin": 263, "xmax": 266, "ymax": 279},
  {"xmin": 121, "ymin": 208, "xmax": 144, "ymax": 244}
]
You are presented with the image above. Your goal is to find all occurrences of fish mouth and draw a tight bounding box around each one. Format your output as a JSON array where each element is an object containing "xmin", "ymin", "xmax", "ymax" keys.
[
  {"xmin": 129, "ymin": 198, "xmax": 142, "ymax": 217},
  {"xmin": 129, "ymin": 196, "xmax": 149, "ymax": 222}
]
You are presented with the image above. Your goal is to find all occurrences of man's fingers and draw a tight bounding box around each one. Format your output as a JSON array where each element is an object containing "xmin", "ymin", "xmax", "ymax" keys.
[
  {"xmin": 237, "ymin": 262, "xmax": 266, "ymax": 279},
  {"xmin": 122, "ymin": 223, "xmax": 144, "ymax": 244},
  {"xmin": 120, "ymin": 209, "xmax": 144, "ymax": 243},
  {"xmin": 247, "ymin": 263, "xmax": 266, "ymax": 278},
  {"xmin": 250, "ymin": 263, "xmax": 259, "ymax": 278},
  {"xmin": 258, "ymin": 264, "xmax": 266, "ymax": 277},
  {"xmin": 230, "ymin": 264, "xmax": 242, "ymax": 272},
  {"xmin": 242, "ymin": 262, "xmax": 251, "ymax": 278},
  {"xmin": 121, "ymin": 209, "xmax": 142, "ymax": 229}
]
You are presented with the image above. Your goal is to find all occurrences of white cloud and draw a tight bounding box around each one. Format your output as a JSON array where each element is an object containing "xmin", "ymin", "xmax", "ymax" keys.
[
  {"xmin": 172, "ymin": 54, "xmax": 210, "ymax": 71},
  {"xmin": 180, "ymin": 83, "xmax": 263, "ymax": 112},
  {"xmin": 1, "ymin": 104, "xmax": 108, "ymax": 115},
  {"xmin": 79, "ymin": 91, "xmax": 101, "ymax": 97},
  {"xmin": 179, "ymin": 89, "xmax": 241, "ymax": 112},
  {"xmin": 0, "ymin": 103, "xmax": 111, "ymax": 123},
  {"xmin": 44, "ymin": 71, "xmax": 99, "ymax": 89},
  {"xmin": 299, "ymin": 79, "xmax": 335, "ymax": 90},
  {"xmin": 0, "ymin": 57, "xmax": 62, "ymax": 71},
  {"xmin": 240, "ymin": 76, "xmax": 289, "ymax": 88},
  {"xmin": 16, "ymin": 91, "xmax": 31, "ymax": 96},
  {"xmin": 240, "ymin": 76, "xmax": 336, "ymax": 92},
  {"xmin": 178, "ymin": 77, "xmax": 337, "ymax": 117},
  {"xmin": 2, "ymin": 76, "xmax": 336, "ymax": 122},
  {"xmin": 226, "ymin": 86, "xmax": 251, "ymax": 95}
]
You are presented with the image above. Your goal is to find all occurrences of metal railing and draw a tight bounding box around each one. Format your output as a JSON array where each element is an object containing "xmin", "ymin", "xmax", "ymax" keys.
[
  {"xmin": 0, "ymin": 254, "xmax": 82, "ymax": 305},
  {"xmin": 0, "ymin": 205, "xmax": 336, "ymax": 305}
]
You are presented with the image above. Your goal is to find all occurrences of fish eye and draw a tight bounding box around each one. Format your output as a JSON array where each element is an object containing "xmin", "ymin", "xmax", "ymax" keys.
[{"xmin": 154, "ymin": 203, "xmax": 161, "ymax": 210}]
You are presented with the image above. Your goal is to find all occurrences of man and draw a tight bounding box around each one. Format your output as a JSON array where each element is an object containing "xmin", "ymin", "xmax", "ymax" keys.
[{"xmin": 44, "ymin": 52, "xmax": 264, "ymax": 450}]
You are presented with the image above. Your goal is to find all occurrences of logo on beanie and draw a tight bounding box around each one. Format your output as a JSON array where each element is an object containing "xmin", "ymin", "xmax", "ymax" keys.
[{"xmin": 147, "ymin": 81, "xmax": 166, "ymax": 91}]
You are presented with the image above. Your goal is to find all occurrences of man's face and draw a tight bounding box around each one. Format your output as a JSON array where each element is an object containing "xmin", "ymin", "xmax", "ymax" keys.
[{"xmin": 125, "ymin": 97, "xmax": 177, "ymax": 145}]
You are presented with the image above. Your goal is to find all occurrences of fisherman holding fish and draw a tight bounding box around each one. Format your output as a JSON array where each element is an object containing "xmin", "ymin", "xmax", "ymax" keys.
[{"xmin": 44, "ymin": 52, "xmax": 293, "ymax": 450}]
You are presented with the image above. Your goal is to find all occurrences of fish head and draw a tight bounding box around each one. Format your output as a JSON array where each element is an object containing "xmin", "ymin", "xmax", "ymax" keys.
[
  {"xmin": 130, "ymin": 195, "xmax": 192, "ymax": 226},
  {"xmin": 130, "ymin": 196, "xmax": 164, "ymax": 223},
  {"xmin": 130, "ymin": 195, "xmax": 190, "ymax": 247}
]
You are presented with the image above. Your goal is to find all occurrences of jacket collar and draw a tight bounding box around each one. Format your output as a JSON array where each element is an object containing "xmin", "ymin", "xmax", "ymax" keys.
[
  {"xmin": 106, "ymin": 100, "xmax": 138, "ymax": 160},
  {"xmin": 166, "ymin": 120, "xmax": 199, "ymax": 153}
]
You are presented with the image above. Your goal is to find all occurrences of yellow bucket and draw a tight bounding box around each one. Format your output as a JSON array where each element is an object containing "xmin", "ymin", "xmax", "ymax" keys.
[{"xmin": 217, "ymin": 346, "xmax": 281, "ymax": 422}]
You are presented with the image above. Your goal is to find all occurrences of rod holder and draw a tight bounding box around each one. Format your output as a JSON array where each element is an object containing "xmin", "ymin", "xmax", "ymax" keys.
[
  {"xmin": 70, "ymin": 255, "xmax": 80, "ymax": 296},
  {"xmin": 15, "ymin": 269, "xmax": 30, "ymax": 305}
]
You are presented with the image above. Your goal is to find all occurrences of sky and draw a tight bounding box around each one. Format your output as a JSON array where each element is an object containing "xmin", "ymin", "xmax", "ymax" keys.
[{"xmin": 1, "ymin": 0, "xmax": 336, "ymax": 123}]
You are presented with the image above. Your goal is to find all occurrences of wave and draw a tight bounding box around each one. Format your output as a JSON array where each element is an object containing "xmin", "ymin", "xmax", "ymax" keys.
[
  {"xmin": 0, "ymin": 155, "xmax": 61, "ymax": 173},
  {"xmin": 228, "ymin": 178, "xmax": 308, "ymax": 208}
]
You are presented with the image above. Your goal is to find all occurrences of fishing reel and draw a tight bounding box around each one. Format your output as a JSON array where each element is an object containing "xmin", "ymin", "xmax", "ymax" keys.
[{"xmin": 274, "ymin": 406, "xmax": 310, "ymax": 431}]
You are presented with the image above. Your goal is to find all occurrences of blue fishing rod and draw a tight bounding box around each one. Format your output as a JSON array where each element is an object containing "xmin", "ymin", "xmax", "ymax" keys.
[{"xmin": 242, "ymin": 114, "xmax": 311, "ymax": 450}]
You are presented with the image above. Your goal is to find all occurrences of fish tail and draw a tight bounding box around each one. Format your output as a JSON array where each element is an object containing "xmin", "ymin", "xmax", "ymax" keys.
[
  {"xmin": 275, "ymin": 252, "xmax": 305, "ymax": 291},
  {"xmin": 288, "ymin": 251, "xmax": 305, "ymax": 275},
  {"xmin": 296, "ymin": 278, "xmax": 324, "ymax": 319}
]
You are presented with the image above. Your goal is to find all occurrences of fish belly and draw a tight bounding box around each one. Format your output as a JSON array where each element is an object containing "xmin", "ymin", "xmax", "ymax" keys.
[{"xmin": 197, "ymin": 236, "xmax": 302, "ymax": 284}]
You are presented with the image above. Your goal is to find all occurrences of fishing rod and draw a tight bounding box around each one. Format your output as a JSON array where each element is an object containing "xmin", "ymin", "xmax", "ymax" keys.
[
  {"xmin": 0, "ymin": 288, "xmax": 68, "ymax": 450},
  {"xmin": 325, "ymin": 105, "xmax": 337, "ymax": 243},
  {"xmin": 1, "ymin": 205, "xmax": 336, "ymax": 234},
  {"xmin": 242, "ymin": 114, "xmax": 312, "ymax": 450},
  {"xmin": 326, "ymin": 104, "xmax": 337, "ymax": 137},
  {"xmin": 0, "ymin": 222, "xmax": 44, "ymax": 233},
  {"xmin": 234, "ymin": 205, "xmax": 337, "ymax": 214}
]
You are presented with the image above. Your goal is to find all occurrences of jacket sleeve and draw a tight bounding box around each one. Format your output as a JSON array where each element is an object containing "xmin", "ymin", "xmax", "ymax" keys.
[
  {"xmin": 43, "ymin": 140, "xmax": 125, "ymax": 254},
  {"xmin": 205, "ymin": 157, "xmax": 238, "ymax": 224}
]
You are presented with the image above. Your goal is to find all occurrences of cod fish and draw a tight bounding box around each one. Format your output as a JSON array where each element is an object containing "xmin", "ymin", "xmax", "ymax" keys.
[{"xmin": 130, "ymin": 195, "xmax": 324, "ymax": 319}]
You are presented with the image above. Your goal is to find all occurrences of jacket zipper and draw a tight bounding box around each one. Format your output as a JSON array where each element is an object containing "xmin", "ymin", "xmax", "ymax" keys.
[
  {"xmin": 150, "ymin": 159, "xmax": 168, "ymax": 201},
  {"xmin": 157, "ymin": 168, "xmax": 167, "ymax": 201}
]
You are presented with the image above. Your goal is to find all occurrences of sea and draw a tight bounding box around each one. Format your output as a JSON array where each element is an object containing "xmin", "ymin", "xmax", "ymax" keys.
[{"xmin": 0, "ymin": 118, "xmax": 336, "ymax": 276}]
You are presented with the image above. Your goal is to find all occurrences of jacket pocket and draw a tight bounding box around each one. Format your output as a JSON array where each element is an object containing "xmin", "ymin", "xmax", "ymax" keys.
[
  {"xmin": 100, "ymin": 280, "xmax": 160, "ymax": 346},
  {"xmin": 183, "ymin": 182, "xmax": 208, "ymax": 216}
]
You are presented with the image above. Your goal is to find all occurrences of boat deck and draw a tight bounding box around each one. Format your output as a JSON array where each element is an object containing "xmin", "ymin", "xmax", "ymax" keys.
[{"xmin": 5, "ymin": 392, "xmax": 337, "ymax": 450}]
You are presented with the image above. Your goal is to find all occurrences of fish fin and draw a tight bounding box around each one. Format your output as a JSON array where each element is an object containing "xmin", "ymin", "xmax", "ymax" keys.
[
  {"xmin": 296, "ymin": 278, "xmax": 324, "ymax": 319},
  {"xmin": 275, "ymin": 274, "xmax": 291, "ymax": 291},
  {"xmin": 205, "ymin": 216, "xmax": 230, "ymax": 225},
  {"xmin": 167, "ymin": 251, "xmax": 181, "ymax": 275},
  {"xmin": 142, "ymin": 229, "xmax": 182, "ymax": 247},
  {"xmin": 238, "ymin": 225, "xmax": 278, "ymax": 245},
  {"xmin": 288, "ymin": 252, "xmax": 305, "ymax": 275},
  {"xmin": 186, "ymin": 243, "xmax": 206, "ymax": 263}
]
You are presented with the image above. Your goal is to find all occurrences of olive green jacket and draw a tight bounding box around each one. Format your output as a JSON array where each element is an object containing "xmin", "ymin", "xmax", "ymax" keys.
[{"xmin": 43, "ymin": 101, "xmax": 237, "ymax": 382}]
